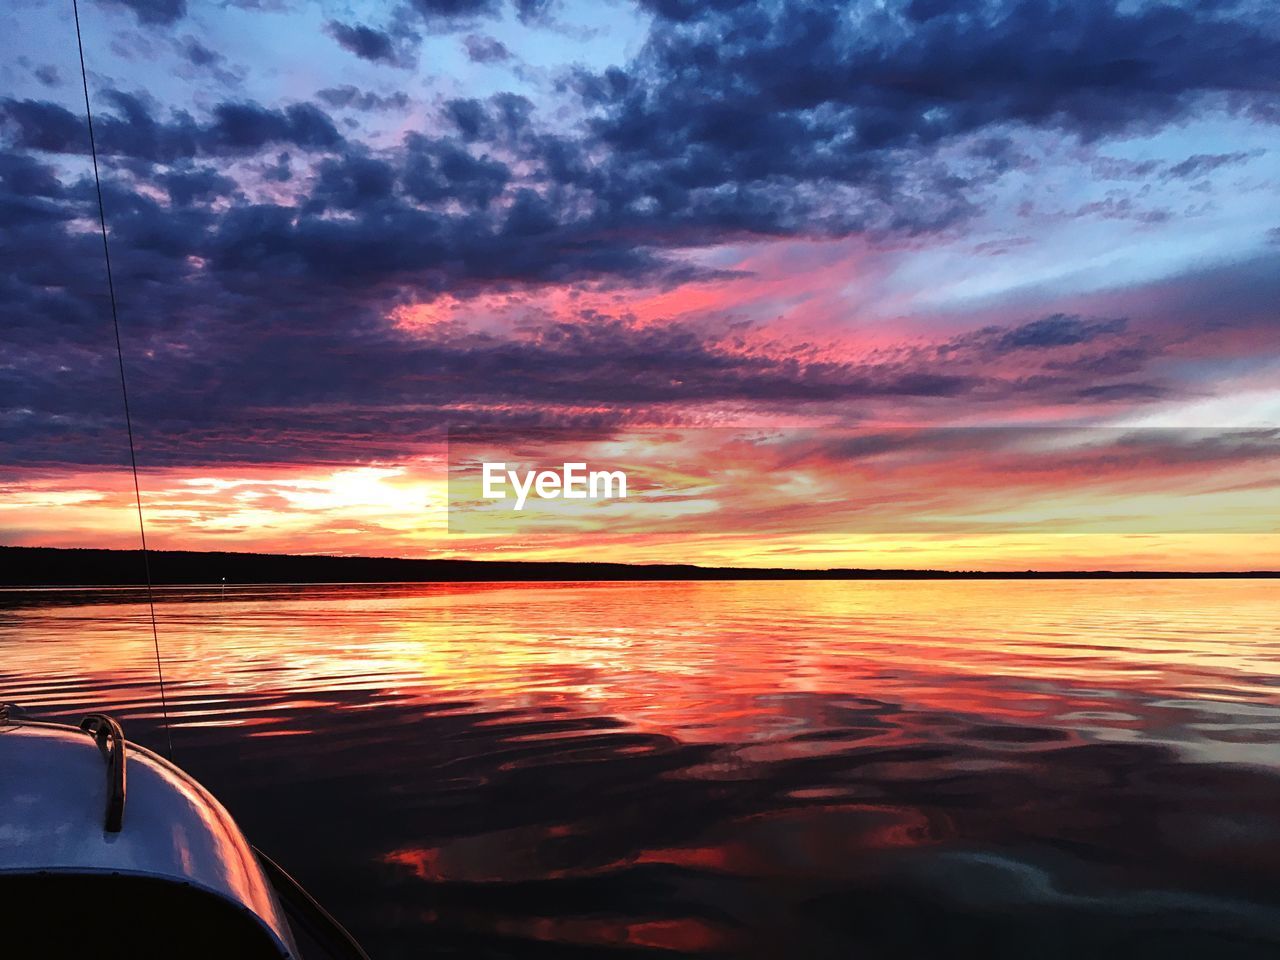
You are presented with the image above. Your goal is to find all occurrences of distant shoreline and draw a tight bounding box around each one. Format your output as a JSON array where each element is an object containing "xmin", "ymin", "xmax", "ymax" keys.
[{"xmin": 1, "ymin": 545, "xmax": 1276, "ymax": 586}]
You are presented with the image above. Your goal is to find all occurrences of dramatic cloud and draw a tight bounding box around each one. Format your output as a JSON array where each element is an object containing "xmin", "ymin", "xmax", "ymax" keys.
[
  {"xmin": 0, "ymin": 94, "xmax": 344, "ymax": 160},
  {"xmin": 568, "ymin": 0, "xmax": 1280, "ymax": 240},
  {"xmin": 325, "ymin": 21, "xmax": 417, "ymax": 68},
  {"xmin": 316, "ymin": 87, "xmax": 411, "ymax": 113},
  {"xmin": 2, "ymin": 0, "xmax": 1278, "ymax": 564},
  {"xmin": 181, "ymin": 38, "xmax": 222, "ymax": 69},
  {"xmin": 406, "ymin": 0, "xmax": 503, "ymax": 24},
  {"xmin": 104, "ymin": 0, "xmax": 186, "ymax": 26},
  {"xmin": 463, "ymin": 34, "xmax": 512, "ymax": 63},
  {"xmin": 2, "ymin": 259, "xmax": 1246, "ymax": 466}
]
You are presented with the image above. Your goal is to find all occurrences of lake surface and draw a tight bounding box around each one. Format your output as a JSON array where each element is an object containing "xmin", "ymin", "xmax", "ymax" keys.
[{"xmin": 3, "ymin": 580, "xmax": 1279, "ymax": 957}]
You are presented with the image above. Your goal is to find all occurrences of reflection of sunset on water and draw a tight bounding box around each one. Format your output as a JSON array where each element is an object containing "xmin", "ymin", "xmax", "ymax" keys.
[
  {"xmin": 3, "ymin": 579, "xmax": 1279, "ymax": 955},
  {"xmin": 4, "ymin": 579, "xmax": 1278, "ymax": 754}
]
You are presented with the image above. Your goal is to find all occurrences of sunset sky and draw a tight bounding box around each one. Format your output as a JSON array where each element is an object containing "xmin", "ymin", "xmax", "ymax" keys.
[{"xmin": 1, "ymin": 0, "xmax": 1278, "ymax": 569}]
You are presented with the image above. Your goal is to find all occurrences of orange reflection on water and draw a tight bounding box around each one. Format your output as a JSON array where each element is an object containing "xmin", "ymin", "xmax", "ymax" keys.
[
  {"xmin": 4, "ymin": 579, "xmax": 1280, "ymax": 955},
  {"xmin": 2, "ymin": 580, "xmax": 1278, "ymax": 756}
]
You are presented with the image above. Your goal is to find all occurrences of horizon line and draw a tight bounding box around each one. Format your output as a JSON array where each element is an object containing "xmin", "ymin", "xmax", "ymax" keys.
[{"xmin": 2, "ymin": 545, "xmax": 1277, "ymax": 582}]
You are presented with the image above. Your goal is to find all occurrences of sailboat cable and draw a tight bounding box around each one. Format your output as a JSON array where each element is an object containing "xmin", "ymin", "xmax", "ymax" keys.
[{"xmin": 72, "ymin": 0, "xmax": 175, "ymax": 761}]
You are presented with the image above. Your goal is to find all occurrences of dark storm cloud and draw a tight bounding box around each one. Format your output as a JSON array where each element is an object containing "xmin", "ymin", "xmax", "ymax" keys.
[
  {"xmin": 194, "ymin": 183, "xmax": 669, "ymax": 294},
  {"xmin": 206, "ymin": 102, "xmax": 344, "ymax": 153},
  {"xmin": 926, "ymin": 315, "xmax": 1155, "ymax": 388},
  {"xmin": 513, "ymin": 0, "xmax": 553, "ymax": 23},
  {"xmin": 3, "ymin": 0, "xmax": 1279, "ymax": 468},
  {"xmin": 307, "ymin": 154, "xmax": 398, "ymax": 211},
  {"xmin": 0, "ymin": 161, "xmax": 68, "ymax": 226},
  {"xmin": 4, "ymin": 182, "xmax": 1271, "ymax": 468},
  {"xmin": 160, "ymin": 166, "xmax": 238, "ymax": 206},
  {"xmin": 443, "ymin": 99, "xmax": 490, "ymax": 140},
  {"xmin": 316, "ymin": 87, "xmax": 411, "ymax": 113},
  {"xmin": 0, "ymin": 151, "xmax": 65, "ymax": 200},
  {"xmin": 326, "ymin": 21, "xmax": 400, "ymax": 65},
  {"xmin": 0, "ymin": 128, "xmax": 1209, "ymax": 471},
  {"xmin": 0, "ymin": 94, "xmax": 344, "ymax": 160},
  {"xmin": 443, "ymin": 94, "xmax": 533, "ymax": 145},
  {"xmin": 0, "ymin": 293, "xmax": 1191, "ymax": 466},
  {"xmin": 104, "ymin": 0, "xmax": 186, "ymax": 26},
  {"xmin": 1163, "ymin": 151, "xmax": 1258, "ymax": 180},
  {"xmin": 181, "ymin": 38, "xmax": 222, "ymax": 68},
  {"xmin": 635, "ymin": 0, "xmax": 754, "ymax": 22},
  {"xmin": 261, "ymin": 152, "xmax": 292, "ymax": 182},
  {"xmin": 0, "ymin": 99, "xmax": 84, "ymax": 153},
  {"xmin": 992, "ymin": 315, "xmax": 1128, "ymax": 351},
  {"xmin": 401, "ymin": 0, "xmax": 554, "ymax": 30},
  {"xmin": 463, "ymin": 34, "xmax": 512, "ymax": 63},
  {"xmin": 566, "ymin": 0, "xmax": 1280, "ymax": 239},
  {"xmin": 8, "ymin": 290, "xmax": 1129, "ymax": 466},
  {"xmin": 7, "ymin": 0, "xmax": 1269, "ymax": 294},
  {"xmin": 401, "ymin": 133, "xmax": 511, "ymax": 207},
  {"xmin": 407, "ymin": 0, "xmax": 503, "ymax": 22}
]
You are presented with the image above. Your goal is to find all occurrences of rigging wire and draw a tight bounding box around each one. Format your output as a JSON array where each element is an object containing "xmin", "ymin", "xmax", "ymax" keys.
[{"xmin": 73, "ymin": 0, "xmax": 175, "ymax": 761}]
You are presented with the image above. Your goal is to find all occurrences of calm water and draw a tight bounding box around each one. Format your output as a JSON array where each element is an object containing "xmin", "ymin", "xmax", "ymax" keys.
[{"xmin": 3, "ymin": 580, "xmax": 1280, "ymax": 957}]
